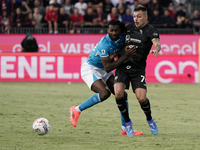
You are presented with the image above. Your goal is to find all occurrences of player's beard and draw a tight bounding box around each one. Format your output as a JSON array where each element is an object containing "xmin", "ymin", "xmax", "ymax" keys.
[{"xmin": 111, "ymin": 35, "xmax": 119, "ymax": 41}]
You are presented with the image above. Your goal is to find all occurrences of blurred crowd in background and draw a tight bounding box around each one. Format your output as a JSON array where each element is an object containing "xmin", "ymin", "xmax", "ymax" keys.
[{"xmin": 0, "ymin": 0, "xmax": 200, "ymax": 34}]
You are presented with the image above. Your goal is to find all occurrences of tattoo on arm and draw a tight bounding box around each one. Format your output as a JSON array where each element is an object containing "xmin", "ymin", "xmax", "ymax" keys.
[{"xmin": 152, "ymin": 38, "xmax": 161, "ymax": 52}]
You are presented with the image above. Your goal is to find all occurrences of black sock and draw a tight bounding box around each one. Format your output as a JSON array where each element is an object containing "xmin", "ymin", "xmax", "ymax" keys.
[
  {"xmin": 115, "ymin": 96, "xmax": 130, "ymax": 123},
  {"xmin": 140, "ymin": 98, "xmax": 152, "ymax": 121}
]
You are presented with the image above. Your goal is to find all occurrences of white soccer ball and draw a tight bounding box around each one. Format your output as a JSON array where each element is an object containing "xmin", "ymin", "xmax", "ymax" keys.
[{"xmin": 32, "ymin": 118, "xmax": 50, "ymax": 135}]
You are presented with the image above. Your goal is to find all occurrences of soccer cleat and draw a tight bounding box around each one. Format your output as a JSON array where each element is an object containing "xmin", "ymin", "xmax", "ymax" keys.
[
  {"xmin": 125, "ymin": 120, "xmax": 134, "ymax": 137},
  {"xmin": 70, "ymin": 106, "xmax": 81, "ymax": 127},
  {"xmin": 121, "ymin": 129, "xmax": 143, "ymax": 135},
  {"xmin": 121, "ymin": 129, "xmax": 126, "ymax": 135},
  {"xmin": 147, "ymin": 119, "xmax": 158, "ymax": 135}
]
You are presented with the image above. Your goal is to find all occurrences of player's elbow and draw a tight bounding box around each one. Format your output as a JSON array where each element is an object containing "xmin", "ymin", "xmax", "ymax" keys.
[{"xmin": 103, "ymin": 63, "xmax": 114, "ymax": 73}]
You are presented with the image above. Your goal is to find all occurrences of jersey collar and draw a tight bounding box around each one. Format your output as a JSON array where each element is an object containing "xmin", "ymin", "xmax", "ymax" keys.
[
  {"xmin": 134, "ymin": 23, "xmax": 148, "ymax": 30},
  {"xmin": 106, "ymin": 34, "xmax": 113, "ymax": 42}
]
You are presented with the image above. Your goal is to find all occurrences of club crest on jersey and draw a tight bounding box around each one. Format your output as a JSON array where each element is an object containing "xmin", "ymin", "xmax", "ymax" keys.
[{"xmin": 153, "ymin": 32, "xmax": 158, "ymax": 37}]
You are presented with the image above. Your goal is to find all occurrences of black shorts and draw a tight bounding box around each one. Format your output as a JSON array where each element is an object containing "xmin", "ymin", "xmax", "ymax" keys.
[{"xmin": 114, "ymin": 68, "xmax": 147, "ymax": 92}]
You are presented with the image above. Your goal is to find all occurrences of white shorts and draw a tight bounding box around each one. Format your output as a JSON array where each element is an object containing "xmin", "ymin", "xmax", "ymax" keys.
[{"xmin": 81, "ymin": 62, "xmax": 114, "ymax": 89}]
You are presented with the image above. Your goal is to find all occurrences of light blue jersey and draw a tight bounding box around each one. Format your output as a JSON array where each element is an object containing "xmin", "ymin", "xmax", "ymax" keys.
[{"xmin": 87, "ymin": 33, "xmax": 125, "ymax": 70}]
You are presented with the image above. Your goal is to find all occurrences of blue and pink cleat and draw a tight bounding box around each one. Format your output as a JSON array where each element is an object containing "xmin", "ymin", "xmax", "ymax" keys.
[
  {"xmin": 147, "ymin": 119, "xmax": 158, "ymax": 135},
  {"xmin": 125, "ymin": 120, "xmax": 134, "ymax": 137}
]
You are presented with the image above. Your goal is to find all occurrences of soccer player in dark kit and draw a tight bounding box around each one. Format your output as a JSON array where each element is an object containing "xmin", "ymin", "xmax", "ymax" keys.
[{"xmin": 114, "ymin": 5, "xmax": 161, "ymax": 136}]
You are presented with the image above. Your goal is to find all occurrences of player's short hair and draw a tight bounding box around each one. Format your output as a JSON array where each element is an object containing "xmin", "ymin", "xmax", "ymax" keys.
[
  {"xmin": 108, "ymin": 19, "xmax": 126, "ymax": 33},
  {"xmin": 134, "ymin": 5, "xmax": 147, "ymax": 12}
]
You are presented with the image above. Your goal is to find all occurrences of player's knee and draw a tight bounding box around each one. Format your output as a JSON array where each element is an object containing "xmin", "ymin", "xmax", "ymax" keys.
[
  {"xmin": 137, "ymin": 96, "xmax": 146, "ymax": 103},
  {"xmin": 115, "ymin": 89, "xmax": 124, "ymax": 98},
  {"xmin": 99, "ymin": 90, "xmax": 111, "ymax": 101}
]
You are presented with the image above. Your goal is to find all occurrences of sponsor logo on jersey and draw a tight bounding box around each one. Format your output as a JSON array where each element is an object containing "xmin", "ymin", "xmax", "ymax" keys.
[
  {"xmin": 126, "ymin": 35, "xmax": 142, "ymax": 44},
  {"xmin": 130, "ymin": 38, "xmax": 142, "ymax": 43}
]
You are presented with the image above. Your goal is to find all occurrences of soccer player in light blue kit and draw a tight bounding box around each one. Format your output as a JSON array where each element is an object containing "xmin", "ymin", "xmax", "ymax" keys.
[{"xmin": 70, "ymin": 20, "xmax": 143, "ymax": 136}]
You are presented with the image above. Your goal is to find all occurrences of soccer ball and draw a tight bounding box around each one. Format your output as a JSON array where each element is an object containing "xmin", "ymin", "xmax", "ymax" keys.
[{"xmin": 32, "ymin": 118, "xmax": 50, "ymax": 135}]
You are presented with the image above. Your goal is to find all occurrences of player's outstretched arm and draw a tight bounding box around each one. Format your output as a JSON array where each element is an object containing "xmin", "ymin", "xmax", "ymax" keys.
[
  {"xmin": 150, "ymin": 38, "xmax": 161, "ymax": 58},
  {"xmin": 101, "ymin": 45, "xmax": 137, "ymax": 73}
]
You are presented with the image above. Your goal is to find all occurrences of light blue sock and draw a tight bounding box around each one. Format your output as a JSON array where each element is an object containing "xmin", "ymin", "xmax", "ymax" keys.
[
  {"xmin": 120, "ymin": 99, "xmax": 129, "ymax": 127},
  {"xmin": 78, "ymin": 93, "xmax": 101, "ymax": 111}
]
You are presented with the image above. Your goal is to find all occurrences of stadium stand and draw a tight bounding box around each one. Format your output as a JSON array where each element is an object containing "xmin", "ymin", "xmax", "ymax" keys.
[{"xmin": 0, "ymin": 0, "xmax": 199, "ymax": 34}]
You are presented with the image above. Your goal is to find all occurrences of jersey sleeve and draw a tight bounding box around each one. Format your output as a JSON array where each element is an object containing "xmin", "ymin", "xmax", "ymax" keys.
[
  {"xmin": 149, "ymin": 27, "xmax": 160, "ymax": 40},
  {"xmin": 98, "ymin": 45, "xmax": 109, "ymax": 57}
]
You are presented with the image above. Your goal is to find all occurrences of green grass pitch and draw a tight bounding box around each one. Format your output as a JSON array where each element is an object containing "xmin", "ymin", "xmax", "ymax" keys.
[{"xmin": 0, "ymin": 82, "xmax": 200, "ymax": 150}]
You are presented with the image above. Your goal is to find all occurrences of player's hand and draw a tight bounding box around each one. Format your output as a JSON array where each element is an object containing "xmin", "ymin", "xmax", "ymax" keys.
[
  {"xmin": 150, "ymin": 49, "xmax": 159, "ymax": 58},
  {"xmin": 109, "ymin": 54, "xmax": 115, "ymax": 60},
  {"xmin": 125, "ymin": 45, "xmax": 137, "ymax": 56}
]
